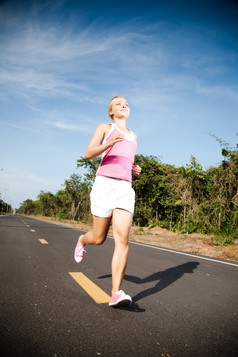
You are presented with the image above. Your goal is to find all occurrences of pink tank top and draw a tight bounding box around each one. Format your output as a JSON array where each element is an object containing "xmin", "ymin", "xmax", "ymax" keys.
[{"xmin": 97, "ymin": 123, "xmax": 137, "ymax": 182}]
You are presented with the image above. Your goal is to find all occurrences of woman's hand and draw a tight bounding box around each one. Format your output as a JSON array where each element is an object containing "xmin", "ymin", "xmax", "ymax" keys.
[
  {"xmin": 85, "ymin": 123, "xmax": 124, "ymax": 160},
  {"xmin": 108, "ymin": 132, "xmax": 125, "ymax": 147},
  {"xmin": 132, "ymin": 165, "xmax": 142, "ymax": 176}
]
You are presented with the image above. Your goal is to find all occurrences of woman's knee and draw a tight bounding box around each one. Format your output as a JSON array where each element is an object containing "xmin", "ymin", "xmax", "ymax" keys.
[
  {"xmin": 114, "ymin": 232, "xmax": 129, "ymax": 247},
  {"xmin": 93, "ymin": 232, "xmax": 107, "ymax": 245},
  {"xmin": 113, "ymin": 224, "xmax": 130, "ymax": 246}
]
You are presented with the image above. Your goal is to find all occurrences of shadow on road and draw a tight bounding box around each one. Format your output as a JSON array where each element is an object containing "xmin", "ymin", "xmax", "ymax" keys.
[
  {"xmin": 126, "ymin": 261, "xmax": 200, "ymax": 302},
  {"xmin": 98, "ymin": 261, "xmax": 199, "ymax": 304}
]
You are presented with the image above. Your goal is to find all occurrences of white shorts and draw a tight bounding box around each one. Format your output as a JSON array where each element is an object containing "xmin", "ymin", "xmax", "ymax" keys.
[{"xmin": 90, "ymin": 176, "xmax": 135, "ymax": 218}]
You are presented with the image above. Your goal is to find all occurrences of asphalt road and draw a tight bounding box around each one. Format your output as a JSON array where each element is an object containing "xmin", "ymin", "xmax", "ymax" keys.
[{"xmin": 0, "ymin": 215, "xmax": 237, "ymax": 357}]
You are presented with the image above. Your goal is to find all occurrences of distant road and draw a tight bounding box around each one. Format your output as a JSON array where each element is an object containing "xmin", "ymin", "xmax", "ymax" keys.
[{"xmin": 1, "ymin": 215, "xmax": 238, "ymax": 356}]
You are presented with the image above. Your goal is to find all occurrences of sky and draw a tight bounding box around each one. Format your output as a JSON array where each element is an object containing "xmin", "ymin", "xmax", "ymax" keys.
[{"xmin": 0, "ymin": 0, "xmax": 237, "ymax": 209}]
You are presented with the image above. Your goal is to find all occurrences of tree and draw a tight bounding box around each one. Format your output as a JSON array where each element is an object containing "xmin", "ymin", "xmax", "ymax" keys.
[
  {"xmin": 54, "ymin": 189, "xmax": 70, "ymax": 220},
  {"xmin": 18, "ymin": 199, "xmax": 36, "ymax": 215},
  {"xmin": 133, "ymin": 154, "xmax": 178, "ymax": 228},
  {"xmin": 77, "ymin": 156, "xmax": 101, "ymax": 184},
  {"xmin": 207, "ymin": 134, "xmax": 238, "ymax": 236},
  {"xmin": 37, "ymin": 191, "xmax": 55, "ymax": 217},
  {"xmin": 177, "ymin": 155, "xmax": 206, "ymax": 232},
  {"xmin": 64, "ymin": 174, "xmax": 90, "ymax": 220}
]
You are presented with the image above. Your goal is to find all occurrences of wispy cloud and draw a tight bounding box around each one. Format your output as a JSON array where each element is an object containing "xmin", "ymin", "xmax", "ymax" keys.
[
  {"xmin": 0, "ymin": 70, "xmax": 86, "ymax": 100},
  {"xmin": 1, "ymin": 17, "xmax": 237, "ymax": 111},
  {"xmin": 197, "ymin": 84, "xmax": 238, "ymax": 101},
  {"xmin": 51, "ymin": 120, "xmax": 95, "ymax": 133},
  {"xmin": 1, "ymin": 164, "xmax": 48, "ymax": 185}
]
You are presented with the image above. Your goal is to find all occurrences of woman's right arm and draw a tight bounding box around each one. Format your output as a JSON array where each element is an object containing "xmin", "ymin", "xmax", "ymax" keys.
[{"xmin": 84, "ymin": 123, "xmax": 124, "ymax": 160}]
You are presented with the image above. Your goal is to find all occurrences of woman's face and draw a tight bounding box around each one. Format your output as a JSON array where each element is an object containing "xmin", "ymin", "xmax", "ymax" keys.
[{"xmin": 109, "ymin": 97, "xmax": 130, "ymax": 119}]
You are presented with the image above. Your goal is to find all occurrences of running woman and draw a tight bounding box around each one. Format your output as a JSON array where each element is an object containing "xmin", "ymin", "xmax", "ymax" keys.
[{"xmin": 74, "ymin": 95, "xmax": 141, "ymax": 307}]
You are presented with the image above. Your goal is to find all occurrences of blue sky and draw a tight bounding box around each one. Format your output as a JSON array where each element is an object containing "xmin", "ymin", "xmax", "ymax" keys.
[{"xmin": 0, "ymin": 0, "xmax": 237, "ymax": 209}]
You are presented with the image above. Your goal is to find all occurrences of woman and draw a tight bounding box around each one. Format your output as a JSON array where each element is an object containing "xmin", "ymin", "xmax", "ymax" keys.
[{"xmin": 74, "ymin": 95, "xmax": 141, "ymax": 307}]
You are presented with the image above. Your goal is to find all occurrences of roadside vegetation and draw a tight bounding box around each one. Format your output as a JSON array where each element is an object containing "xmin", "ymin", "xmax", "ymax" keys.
[
  {"xmin": 0, "ymin": 200, "xmax": 12, "ymax": 215},
  {"xmin": 18, "ymin": 136, "xmax": 238, "ymax": 246}
]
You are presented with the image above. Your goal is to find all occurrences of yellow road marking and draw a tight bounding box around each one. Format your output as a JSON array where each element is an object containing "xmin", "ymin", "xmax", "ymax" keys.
[
  {"xmin": 30, "ymin": 229, "xmax": 35, "ymax": 232},
  {"xmin": 38, "ymin": 239, "xmax": 48, "ymax": 244},
  {"xmin": 69, "ymin": 272, "xmax": 110, "ymax": 304}
]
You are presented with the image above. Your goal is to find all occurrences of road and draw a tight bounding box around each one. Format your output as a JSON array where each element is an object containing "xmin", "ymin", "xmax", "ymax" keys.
[{"xmin": 0, "ymin": 215, "xmax": 237, "ymax": 356}]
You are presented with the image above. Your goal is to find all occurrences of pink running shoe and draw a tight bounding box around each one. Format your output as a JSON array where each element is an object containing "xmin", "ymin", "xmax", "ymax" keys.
[
  {"xmin": 74, "ymin": 235, "xmax": 86, "ymax": 263},
  {"xmin": 109, "ymin": 290, "xmax": 132, "ymax": 307}
]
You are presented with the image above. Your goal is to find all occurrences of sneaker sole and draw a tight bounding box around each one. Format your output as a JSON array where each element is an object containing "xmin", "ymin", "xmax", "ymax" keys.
[
  {"xmin": 109, "ymin": 297, "xmax": 132, "ymax": 307},
  {"xmin": 74, "ymin": 256, "xmax": 83, "ymax": 263}
]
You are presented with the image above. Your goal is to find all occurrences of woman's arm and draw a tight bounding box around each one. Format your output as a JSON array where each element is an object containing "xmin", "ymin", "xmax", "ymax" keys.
[{"xmin": 84, "ymin": 123, "xmax": 125, "ymax": 160}]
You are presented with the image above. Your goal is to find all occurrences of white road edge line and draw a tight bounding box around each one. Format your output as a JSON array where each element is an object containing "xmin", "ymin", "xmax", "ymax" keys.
[
  {"xmin": 129, "ymin": 240, "xmax": 238, "ymax": 267},
  {"xmin": 25, "ymin": 217, "xmax": 238, "ymax": 267}
]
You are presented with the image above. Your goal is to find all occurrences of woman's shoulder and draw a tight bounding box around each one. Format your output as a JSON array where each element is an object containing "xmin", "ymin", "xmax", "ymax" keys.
[
  {"xmin": 93, "ymin": 123, "xmax": 113, "ymax": 141},
  {"xmin": 96, "ymin": 122, "xmax": 113, "ymax": 134},
  {"xmin": 96, "ymin": 122, "xmax": 112, "ymax": 129},
  {"xmin": 95, "ymin": 122, "xmax": 111, "ymax": 132}
]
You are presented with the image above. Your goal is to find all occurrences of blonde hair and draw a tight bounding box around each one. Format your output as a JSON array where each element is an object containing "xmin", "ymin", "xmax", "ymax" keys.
[{"xmin": 108, "ymin": 95, "xmax": 124, "ymax": 119}]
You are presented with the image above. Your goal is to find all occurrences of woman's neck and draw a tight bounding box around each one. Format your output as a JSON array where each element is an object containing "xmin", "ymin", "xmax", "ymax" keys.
[{"xmin": 113, "ymin": 118, "xmax": 127, "ymax": 129}]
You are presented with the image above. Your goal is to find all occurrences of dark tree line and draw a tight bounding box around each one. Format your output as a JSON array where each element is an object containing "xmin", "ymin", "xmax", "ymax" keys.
[{"xmin": 0, "ymin": 199, "xmax": 12, "ymax": 214}]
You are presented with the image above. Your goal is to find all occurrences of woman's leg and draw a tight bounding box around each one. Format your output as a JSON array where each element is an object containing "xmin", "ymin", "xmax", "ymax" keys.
[
  {"xmin": 111, "ymin": 209, "xmax": 133, "ymax": 295},
  {"xmin": 81, "ymin": 215, "xmax": 111, "ymax": 246}
]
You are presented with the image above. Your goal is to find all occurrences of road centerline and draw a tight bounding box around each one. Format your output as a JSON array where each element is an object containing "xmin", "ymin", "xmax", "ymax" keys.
[
  {"xmin": 38, "ymin": 239, "xmax": 48, "ymax": 244},
  {"xmin": 69, "ymin": 272, "xmax": 110, "ymax": 304}
]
